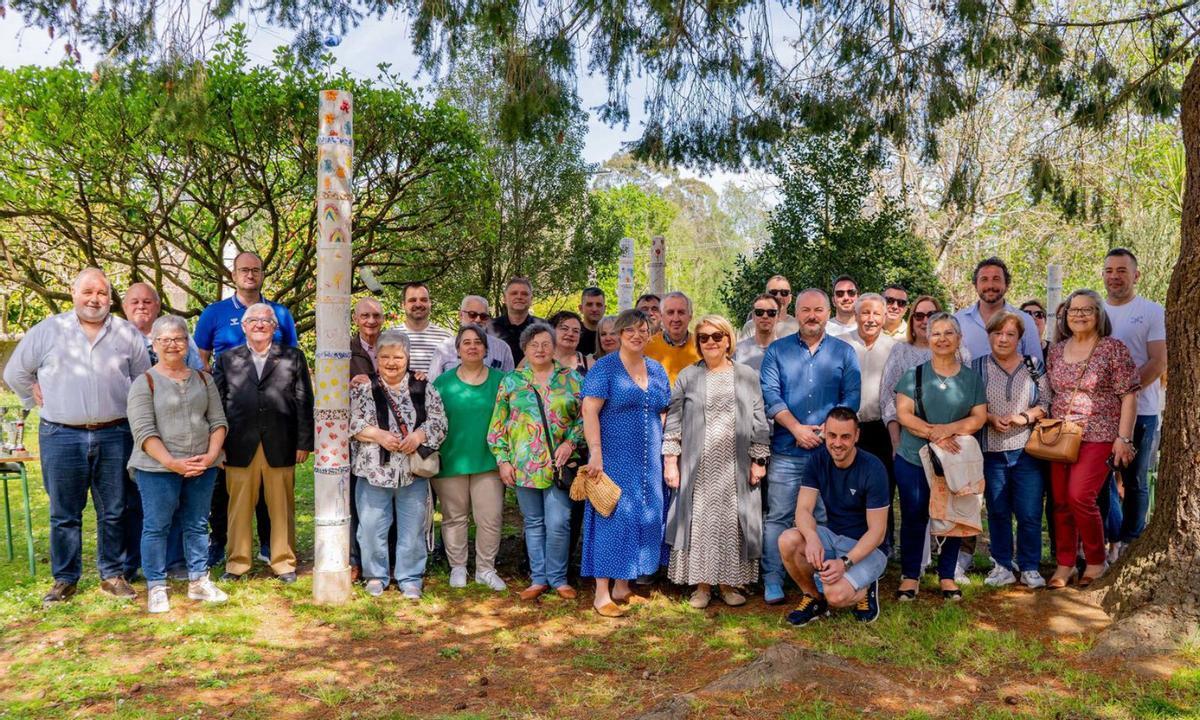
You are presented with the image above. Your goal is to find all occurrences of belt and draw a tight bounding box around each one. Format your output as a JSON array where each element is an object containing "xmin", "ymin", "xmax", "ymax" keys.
[{"xmin": 48, "ymin": 418, "xmax": 128, "ymax": 431}]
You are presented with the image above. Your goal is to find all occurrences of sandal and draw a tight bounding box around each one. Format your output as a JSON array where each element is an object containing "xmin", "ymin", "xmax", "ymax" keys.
[
  {"xmin": 941, "ymin": 589, "xmax": 963, "ymax": 601},
  {"xmin": 1078, "ymin": 565, "xmax": 1106, "ymax": 588},
  {"xmin": 895, "ymin": 578, "xmax": 920, "ymax": 602},
  {"xmin": 1047, "ymin": 568, "xmax": 1077, "ymax": 589}
]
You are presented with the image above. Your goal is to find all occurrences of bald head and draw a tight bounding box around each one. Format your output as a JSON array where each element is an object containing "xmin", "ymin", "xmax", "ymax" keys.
[{"xmin": 124, "ymin": 282, "xmax": 162, "ymax": 334}]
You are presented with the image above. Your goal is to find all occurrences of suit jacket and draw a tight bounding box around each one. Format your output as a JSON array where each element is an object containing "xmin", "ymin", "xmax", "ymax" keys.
[
  {"xmin": 213, "ymin": 343, "xmax": 315, "ymax": 468},
  {"xmin": 349, "ymin": 334, "xmax": 375, "ymax": 379}
]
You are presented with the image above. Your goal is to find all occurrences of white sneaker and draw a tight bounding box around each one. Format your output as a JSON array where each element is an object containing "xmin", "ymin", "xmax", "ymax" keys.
[
  {"xmin": 147, "ymin": 585, "xmax": 170, "ymax": 613},
  {"xmin": 1106, "ymin": 541, "xmax": 1126, "ymax": 565},
  {"xmin": 187, "ymin": 577, "xmax": 229, "ymax": 603},
  {"xmin": 983, "ymin": 565, "xmax": 1017, "ymax": 587},
  {"xmin": 1020, "ymin": 571, "xmax": 1046, "ymax": 588},
  {"xmin": 476, "ymin": 570, "xmax": 508, "ymax": 592},
  {"xmin": 400, "ymin": 583, "xmax": 422, "ymax": 600},
  {"xmin": 954, "ymin": 550, "xmax": 974, "ymax": 585},
  {"xmin": 449, "ymin": 566, "xmax": 468, "ymax": 588}
]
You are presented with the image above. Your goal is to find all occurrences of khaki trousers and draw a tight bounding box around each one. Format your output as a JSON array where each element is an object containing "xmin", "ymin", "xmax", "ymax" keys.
[
  {"xmin": 431, "ymin": 471, "xmax": 504, "ymax": 575},
  {"xmin": 226, "ymin": 444, "xmax": 296, "ymax": 576}
]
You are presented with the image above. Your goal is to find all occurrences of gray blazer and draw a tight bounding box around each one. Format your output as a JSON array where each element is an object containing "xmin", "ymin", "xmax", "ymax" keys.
[{"xmin": 663, "ymin": 361, "xmax": 770, "ymax": 561}]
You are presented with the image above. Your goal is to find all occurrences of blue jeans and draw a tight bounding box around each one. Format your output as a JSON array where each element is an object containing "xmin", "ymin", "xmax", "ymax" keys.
[
  {"xmin": 135, "ymin": 468, "xmax": 218, "ymax": 587},
  {"xmin": 355, "ymin": 477, "xmax": 429, "ymax": 587},
  {"xmin": 982, "ymin": 450, "xmax": 1044, "ymax": 572},
  {"xmin": 762, "ymin": 452, "xmax": 823, "ymax": 586},
  {"xmin": 39, "ymin": 420, "xmax": 133, "ymax": 584},
  {"xmin": 515, "ymin": 485, "xmax": 572, "ymax": 588},
  {"xmin": 895, "ymin": 456, "xmax": 961, "ymax": 580},
  {"xmin": 1104, "ymin": 412, "xmax": 1161, "ymax": 542}
]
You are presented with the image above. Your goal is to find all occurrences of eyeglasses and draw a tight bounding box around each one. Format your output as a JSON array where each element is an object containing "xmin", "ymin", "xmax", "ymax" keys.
[
  {"xmin": 154, "ymin": 337, "xmax": 188, "ymax": 347},
  {"xmin": 753, "ymin": 308, "xmax": 779, "ymax": 318},
  {"xmin": 910, "ymin": 311, "xmax": 934, "ymax": 322},
  {"xmin": 462, "ymin": 310, "xmax": 490, "ymax": 322},
  {"xmin": 1026, "ymin": 310, "xmax": 1046, "ymax": 319},
  {"xmin": 620, "ymin": 326, "xmax": 651, "ymax": 336},
  {"xmin": 884, "ymin": 296, "xmax": 908, "ymax": 307},
  {"xmin": 834, "ymin": 289, "xmax": 858, "ymax": 298},
  {"xmin": 245, "ymin": 317, "xmax": 277, "ymax": 327},
  {"xmin": 234, "ymin": 267, "xmax": 262, "ymax": 276},
  {"xmin": 767, "ymin": 289, "xmax": 792, "ymax": 297},
  {"xmin": 1067, "ymin": 307, "xmax": 1096, "ymax": 317},
  {"xmin": 697, "ymin": 331, "xmax": 727, "ymax": 344}
]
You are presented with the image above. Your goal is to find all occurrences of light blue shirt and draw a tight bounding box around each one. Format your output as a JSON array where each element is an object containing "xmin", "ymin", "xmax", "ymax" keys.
[
  {"xmin": 759, "ymin": 333, "xmax": 861, "ymax": 457},
  {"xmin": 954, "ymin": 302, "xmax": 1044, "ymax": 365}
]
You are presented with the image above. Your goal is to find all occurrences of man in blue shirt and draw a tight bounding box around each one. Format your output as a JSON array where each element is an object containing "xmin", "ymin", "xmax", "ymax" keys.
[
  {"xmin": 759, "ymin": 288, "xmax": 861, "ymax": 605},
  {"xmin": 778, "ymin": 407, "xmax": 889, "ymax": 625},
  {"xmin": 193, "ymin": 251, "xmax": 298, "ymax": 368},
  {"xmin": 954, "ymin": 257, "xmax": 1043, "ymax": 363}
]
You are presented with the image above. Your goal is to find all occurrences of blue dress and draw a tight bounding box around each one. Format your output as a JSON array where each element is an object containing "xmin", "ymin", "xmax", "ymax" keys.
[{"xmin": 580, "ymin": 353, "xmax": 672, "ymax": 579}]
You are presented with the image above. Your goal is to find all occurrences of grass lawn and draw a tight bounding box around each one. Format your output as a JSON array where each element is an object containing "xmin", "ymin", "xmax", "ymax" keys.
[{"xmin": 0, "ymin": 404, "xmax": 1197, "ymax": 719}]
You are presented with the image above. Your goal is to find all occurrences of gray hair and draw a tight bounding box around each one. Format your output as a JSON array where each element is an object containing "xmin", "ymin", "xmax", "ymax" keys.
[
  {"xmin": 71, "ymin": 267, "xmax": 112, "ymax": 294},
  {"xmin": 519, "ymin": 322, "xmax": 556, "ymax": 351},
  {"xmin": 149, "ymin": 314, "xmax": 189, "ymax": 341},
  {"xmin": 459, "ymin": 295, "xmax": 490, "ymax": 312},
  {"xmin": 376, "ymin": 328, "xmax": 411, "ymax": 355},
  {"xmin": 662, "ymin": 291, "xmax": 693, "ymax": 315},
  {"xmin": 1057, "ymin": 289, "xmax": 1112, "ymax": 339},
  {"xmin": 241, "ymin": 303, "xmax": 277, "ymax": 325},
  {"xmin": 927, "ymin": 312, "xmax": 962, "ymax": 337},
  {"xmin": 855, "ymin": 292, "xmax": 886, "ymax": 314}
]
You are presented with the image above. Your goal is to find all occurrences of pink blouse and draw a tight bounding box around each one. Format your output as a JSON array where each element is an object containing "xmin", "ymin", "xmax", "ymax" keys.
[{"xmin": 1047, "ymin": 337, "xmax": 1138, "ymax": 443}]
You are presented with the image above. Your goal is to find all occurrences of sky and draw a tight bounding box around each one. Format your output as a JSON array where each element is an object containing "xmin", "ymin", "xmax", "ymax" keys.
[{"xmin": 0, "ymin": 8, "xmax": 753, "ymax": 191}]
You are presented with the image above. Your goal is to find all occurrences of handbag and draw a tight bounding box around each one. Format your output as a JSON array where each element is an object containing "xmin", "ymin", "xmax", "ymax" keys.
[
  {"xmin": 528, "ymin": 380, "xmax": 579, "ymax": 491},
  {"xmin": 1024, "ymin": 342, "xmax": 1096, "ymax": 464},
  {"xmin": 379, "ymin": 381, "xmax": 440, "ymax": 478},
  {"xmin": 569, "ymin": 465, "xmax": 622, "ymax": 517}
]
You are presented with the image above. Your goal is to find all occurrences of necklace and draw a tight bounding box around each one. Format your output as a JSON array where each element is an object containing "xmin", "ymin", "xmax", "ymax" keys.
[{"xmin": 930, "ymin": 367, "xmax": 951, "ymax": 390}]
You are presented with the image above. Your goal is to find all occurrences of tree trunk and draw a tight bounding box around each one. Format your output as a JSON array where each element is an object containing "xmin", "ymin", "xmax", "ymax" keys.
[{"xmin": 1090, "ymin": 56, "xmax": 1200, "ymax": 656}]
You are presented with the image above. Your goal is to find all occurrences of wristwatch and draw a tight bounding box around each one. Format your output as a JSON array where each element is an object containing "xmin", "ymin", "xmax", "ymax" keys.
[
  {"xmin": 751, "ymin": 457, "xmax": 768, "ymax": 468},
  {"xmin": 1118, "ymin": 436, "xmax": 1133, "ymax": 445},
  {"xmin": 840, "ymin": 555, "xmax": 854, "ymax": 569}
]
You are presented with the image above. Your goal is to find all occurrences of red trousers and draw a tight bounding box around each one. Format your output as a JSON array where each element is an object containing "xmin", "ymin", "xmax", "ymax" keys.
[{"xmin": 1050, "ymin": 441, "xmax": 1110, "ymax": 567}]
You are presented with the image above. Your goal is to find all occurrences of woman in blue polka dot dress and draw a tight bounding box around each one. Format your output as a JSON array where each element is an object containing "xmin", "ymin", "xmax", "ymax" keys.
[{"xmin": 580, "ymin": 309, "xmax": 672, "ymax": 617}]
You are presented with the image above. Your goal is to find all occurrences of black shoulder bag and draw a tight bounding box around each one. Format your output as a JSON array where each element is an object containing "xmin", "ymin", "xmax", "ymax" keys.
[{"xmin": 914, "ymin": 365, "xmax": 945, "ymax": 477}]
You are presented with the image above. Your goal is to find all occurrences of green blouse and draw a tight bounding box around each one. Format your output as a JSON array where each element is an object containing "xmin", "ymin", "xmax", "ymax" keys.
[
  {"xmin": 433, "ymin": 367, "xmax": 505, "ymax": 477},
  {"xmin": 487, "ymin": 362, "xmax": 584, "ymax": 489}
]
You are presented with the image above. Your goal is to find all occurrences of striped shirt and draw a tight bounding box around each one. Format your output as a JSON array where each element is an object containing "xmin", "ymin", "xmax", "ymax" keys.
[{"xmin": 403, "ymin": 322, "xmax": 454, "ymax": 374}]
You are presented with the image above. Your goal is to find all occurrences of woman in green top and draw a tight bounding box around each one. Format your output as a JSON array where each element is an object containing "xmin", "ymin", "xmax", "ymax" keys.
[
  {"xmin": 893, "ymin": 313, "xmax": 988, "ymax": 601},
  {"xmin": 432, "ymin": 325, "xmax": 507, "ymax": 592},
  {"xmin": 488, "ymin": 323, "xmax": 584, "ymax": 602}
]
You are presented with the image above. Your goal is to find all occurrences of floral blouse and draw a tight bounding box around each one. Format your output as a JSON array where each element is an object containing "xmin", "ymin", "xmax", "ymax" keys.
[
  {"xmin": 1047, "ymin": 337, "xmax": 1138, "ymax": 444},
  {"xmin": 487, "ymin": 362, "xmax": 584, "ymax": 489},
  {"xmin": 350, "ymin": 376, "xmax": 448, "ymax": 488}
]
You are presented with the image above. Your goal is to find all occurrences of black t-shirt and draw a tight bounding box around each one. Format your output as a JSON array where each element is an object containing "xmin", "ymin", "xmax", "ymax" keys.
[
  {"xmin": 487, "ymin": 313, "xmax": 541, "ymax": 364},
  {"xmin": 800, "ymin": 447, "xmax": 890, "ymax": 541},
  {"xmin": 579, "ymin": 326, "xmax": 598, "ymax": 357}
]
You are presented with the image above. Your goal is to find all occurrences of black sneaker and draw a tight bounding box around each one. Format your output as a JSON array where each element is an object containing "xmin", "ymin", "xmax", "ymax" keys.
[
  {"xmin": 219, "ymin": 571, "xmax": 243, "ymax": 582},
  {"xmin": 785, "ymin": 594, "xmax": 828, "ymax": 627},
  {"xmin": 852, "ymin": 579, "xmax": 880, "ymax": 624},
  {"xmin": 277, "ymin": 572, "xmax": 297, "ymax": 584}
]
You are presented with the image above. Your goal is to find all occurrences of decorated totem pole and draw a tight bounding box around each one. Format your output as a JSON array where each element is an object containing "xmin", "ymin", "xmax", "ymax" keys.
[{"xmin": 312, "ymin": 90, "xmax": 354, "ymax": 604}]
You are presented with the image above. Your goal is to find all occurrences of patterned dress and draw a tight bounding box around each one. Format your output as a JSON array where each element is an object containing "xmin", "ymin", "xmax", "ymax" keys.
[
  {"xmin": 666, "ymin": 368, "xmax": 759, "ymax": 586},
  {"xmin": 580, "ymin": 353, "xmax": 671, "ymax": 580}
]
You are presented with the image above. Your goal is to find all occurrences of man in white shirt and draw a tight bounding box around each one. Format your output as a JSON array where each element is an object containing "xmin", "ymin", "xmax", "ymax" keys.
[
  {"xmin": 826, "ymin": 275, "xmax": 859, "ymax": 338},
  {"xmin": 428, "ymin": 296, "xmax": 516, "ymax": 379},
  {"xmin": 739, "ymin": 275, "xmax": 800, "ymax": 340},
  {"xmin": 735, "ymin": 293, "xmax": 782, "ymax": 371},
  {"xmin": 1103, "ymin": 248, "xmax": 1167, "ymax": 555},
  {"xmin": 401, "ymin": 282, "xmax": 454, "ymax": 375}
]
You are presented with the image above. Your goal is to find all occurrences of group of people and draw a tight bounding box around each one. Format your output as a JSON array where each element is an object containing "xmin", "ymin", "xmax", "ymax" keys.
[{"xmin": 4, "ymin": 248, "xmax": 1164, "ymax": 626}]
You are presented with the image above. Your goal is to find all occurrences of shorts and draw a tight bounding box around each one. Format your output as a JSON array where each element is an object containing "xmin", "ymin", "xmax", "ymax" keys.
[{"xmin": 815, "ymin": 525, "xmax": 887, "ymax": 591}]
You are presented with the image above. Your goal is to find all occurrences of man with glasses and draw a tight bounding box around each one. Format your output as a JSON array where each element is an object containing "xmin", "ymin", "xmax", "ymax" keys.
[
  {"xmin": 954, "ymin": 257, "xmax": 1043, "ymax": 363},
  {"xmin": 826, "ymin": 276, "xmax": 859, "ymax": 338},
  {"xmin": 735, "ymin": 293, "xmax": 782, "ymax": 371},
  {"xmin": 636, "ymin": 293, "xmax": 663, "ymax": 334},
  {"xmin": 739, "ymin": 275, "xmax": 800, "ymax": 340},
  {"xmin": 428, "ymin": 295, "xmax": 516, "ymax": 379},
  {"xmin": 881, "ymin": 284, "xmax": 910, "ymax": 341},
  {"xmin": 350, "ymin": 297, "xmax": 385, "ymax": 379},
  {"xmin": 193, "ymin": 251, "xmax": 297, "ymax": 567}
]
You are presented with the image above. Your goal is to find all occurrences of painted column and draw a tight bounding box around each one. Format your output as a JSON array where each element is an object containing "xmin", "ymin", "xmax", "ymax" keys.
[
  {"xmin": 313, "ymin": 90, "xmax": 354, "ymax": 604},
  {"xmin": 648, "ymin": 235, "xmax": 665, "ymax": 296},
  {"xmin": 617, "ymin": 237, "xmax": 635, "ymax": 311}
]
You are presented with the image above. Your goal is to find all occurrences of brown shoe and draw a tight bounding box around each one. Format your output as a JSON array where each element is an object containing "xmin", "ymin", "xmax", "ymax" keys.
[
  {"xmin": 593, "ymin": 601, "xmax": 626, "ymax": 618},
  {"xmin": 554, "ymin": 585, "xmax": 578, "ymax": 600},
  {"xmin": 42, "ymin": 580, "xmax": 77, "ymax": 606},
  {"xmin": 100, "ymin": 576, "xmax": 138, "ymax": 600},
  {"xmin": 615, "ymin": 592, "xmax": 650, "ymax": 606},
  {"xmin": 350, "ymin": 566, "xmax": 361, "ymax": 583},
  {"xmin": 519, "ymin": 584, "xmax": 548, "ymax": 601}
]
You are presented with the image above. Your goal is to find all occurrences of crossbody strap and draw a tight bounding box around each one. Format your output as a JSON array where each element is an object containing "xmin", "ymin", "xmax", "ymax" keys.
[
  {"xmin": 527, "ymin": 379, "xmax": 557, "ymax": 466},
  {"xmin": 914, "ymin": 364, "xmax": 927, "ymax": 421}
]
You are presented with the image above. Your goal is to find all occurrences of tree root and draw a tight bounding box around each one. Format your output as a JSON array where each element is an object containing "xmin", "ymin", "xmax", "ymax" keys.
[{"xmin": 1087, "ymin": 606, "xmax": 1200, "ymax": 660}]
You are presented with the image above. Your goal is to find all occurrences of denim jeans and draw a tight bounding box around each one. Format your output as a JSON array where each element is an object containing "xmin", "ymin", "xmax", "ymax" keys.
[
  {"xmin": 982, "ymin": 450, "xmax": 1044, "ymax": 572},
  {"xmin": 762, "ymin": 452, "xmax": 822, "ymax": 587},
  {"xmin": 355, "ymin": 477, "xmax": 429, "ymax": 587},
  {"xmin": 39, "ymin": 420, "xmax": 134, "ymax": 584},
  {"xmin": 122, "ymin": 473, "xmax": 143, "ymax": 578},
  {"xmin": 136, "ymin": 468, "xmax": 218, "ymax": 587},
  {"xmin": 1104, "ymin": 412, "xmax": 1161, "ymax": 542},
  {"xmin": 515, "ymin": 485, "xmax": 572, "ymax": 588},
  {"xmin": 895, "ymin": 456, "xmax": 961, "ymax": 580}
]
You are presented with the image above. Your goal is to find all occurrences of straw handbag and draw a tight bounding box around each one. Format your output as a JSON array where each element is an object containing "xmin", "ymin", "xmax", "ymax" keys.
[{"xmin": 570, "ymin": 465, "xmax": 622, "ymax": 517}]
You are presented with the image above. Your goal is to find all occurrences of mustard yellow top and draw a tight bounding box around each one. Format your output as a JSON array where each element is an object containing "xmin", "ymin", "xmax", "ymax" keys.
[{"xmin": 644, "ymin": 332, "xmax": 701, "ymax": 387}]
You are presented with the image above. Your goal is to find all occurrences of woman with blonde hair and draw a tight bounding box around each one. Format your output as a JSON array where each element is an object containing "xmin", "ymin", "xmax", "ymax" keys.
[{"xmin": 663, "ymin": 315, "xmax": 770, "ymax": 608}]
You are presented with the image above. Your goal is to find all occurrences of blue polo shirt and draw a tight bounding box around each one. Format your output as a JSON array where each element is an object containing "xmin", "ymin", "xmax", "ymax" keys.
[
  {"xmin": 193, "ymin": 294, "xmax": 298, "ymax": 357},
  {"xmin": 760, "ymin": 333, "xmax": 861, "ymax": 457}
]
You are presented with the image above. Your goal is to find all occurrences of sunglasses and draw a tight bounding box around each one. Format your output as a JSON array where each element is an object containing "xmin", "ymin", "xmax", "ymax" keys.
[
  {"xmin": 697, "ymin": 331, "xmax": 727, "ymax": 344},
  {"xmin": 1025, "ymin": 309, "xmax": 1046, "ymax": 319},
  {"xmin": 834, "ymin": 289, "xmax": 858, "ymax": 298},
  {"xmin": 753, "ymin": 308, "xmax": 779, "ymax": 318},
  {"xmin": 463, "ymin": 310, "xmax": 490, "ymax": 322},
  {"xmin": 884, "ymin": 296, "xmax": 908, "ymax": 307},
  {"xmin": 910, "ymin": 311, "xmax": 934, "ymax": 322},
  {"xmin": 767, "ymin": 289, "xmax": 792, "ymax": 297}
]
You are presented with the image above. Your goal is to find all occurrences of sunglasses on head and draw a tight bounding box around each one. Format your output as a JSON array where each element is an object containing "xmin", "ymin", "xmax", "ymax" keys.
[
  {"xmin": 834, "ymin": 289, "xmax": 858, "ymax": 298},
  {"xmin": 767, "ymin": 289, "xmax": 792, "ymax": 297},
  {"xmin": 753, "ymin": 308, "xmax": 779, "ymax": 318},
  {"xmin": 884, "ymin": 296, "xmax": 908, "ymax": 307},
  {"xmin": 697, "ymin": 331, "xmax": 727, "ymax": 344}
]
